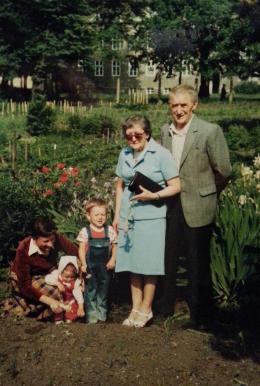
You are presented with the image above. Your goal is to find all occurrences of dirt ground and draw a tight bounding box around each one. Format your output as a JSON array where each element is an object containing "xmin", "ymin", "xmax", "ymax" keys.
[{"xmin": 1, "ymin": 303, "xmax": 260, "ymax": 386}]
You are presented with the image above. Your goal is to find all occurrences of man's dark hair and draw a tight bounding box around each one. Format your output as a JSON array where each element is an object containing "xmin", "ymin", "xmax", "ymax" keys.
[{"xmin": 31, "ymin": 217, "xmax": 57, "ymax": 238}]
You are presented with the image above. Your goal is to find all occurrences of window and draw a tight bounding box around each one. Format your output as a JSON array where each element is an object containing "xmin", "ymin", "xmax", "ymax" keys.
[
  {"xmin": 145, "ymin": 61, "xmax": 156, "ymax": 77},
  {"xmin": 163, "ymin": 88, "xmax": 171, "ymax": 95},
  {"xmin": 94, "ymin": 60, "xmax": 104, "ymax": 77},
  {"xmin": 128, "ymin": 61, "xmax": 138, "ymax": 77},
  {"xmin": 112, "ymin": 60, "xmax": 120, "ymax": 76},
  {"xmin": 111, "ymin": 38, "xmax": 123, "ymax": 50},
  {"xmin": 146, "ymin": 87, "xmax": 154, "ymax": 95},
  {"xmin": 77, "ymin": 60, "xmax": 84, "ymax": 72}
]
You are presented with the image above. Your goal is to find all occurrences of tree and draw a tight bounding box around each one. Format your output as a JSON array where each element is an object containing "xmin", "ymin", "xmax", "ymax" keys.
[
  {"xmin": 216, "ymin": 0, "xmax": 260, "ymax": 80},
  {"xmin": 0, "ymin": 0, "xmax": 150, "ymax": 98},
  {"xmin": 147, "ymin": 0, "xmax": 235, "ymax": 98}
]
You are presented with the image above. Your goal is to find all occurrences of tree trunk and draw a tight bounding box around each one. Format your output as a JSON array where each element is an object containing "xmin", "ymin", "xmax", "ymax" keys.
[
  {"xmin": 199, "ymin": 75, "xmax": 210, "ymax": 99},
  {"xmin": 212, "ymin": 72, "xmax": 220, "ymax": 94},
  {"xmin": 178, "ymin": 71, "xmax": 182, "ymax": 85},
  {"xmin": 228, "ymin": 77, "xmax": 234, "ymax": 104}
]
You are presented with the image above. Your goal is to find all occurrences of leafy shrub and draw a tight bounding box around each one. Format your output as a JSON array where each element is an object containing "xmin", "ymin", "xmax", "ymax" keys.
[
  {"xmin": 234, "ymin": 81, "xmax": 260, "ymax": 95},
  {"xmin": 225, "ymin": 125, "xmax": 251, "ymax": 150},
  {"xmin": 26, "ymin": 93, "xmax": 56, "ymax": 136},
  {"xmin": 80, "ymin": 112, "xmax": 118, "ymax": 136},
  {"xmin": 211, "ymin": 157, "xmax": 260, "ymax": 310},
  {"xmin": 0, "ymin": 174, "xmax": 50, "ymax": 264}
]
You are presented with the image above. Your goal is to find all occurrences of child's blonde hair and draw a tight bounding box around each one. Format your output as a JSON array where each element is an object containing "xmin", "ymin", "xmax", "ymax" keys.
[{"xmin": 85, "ymin": 198, "xmax": 107, "ymax": 214}]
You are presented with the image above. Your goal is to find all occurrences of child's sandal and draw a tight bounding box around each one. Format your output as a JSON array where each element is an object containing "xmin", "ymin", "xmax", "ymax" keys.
[{"xmin": 134, "ymin": 311, "xmax": 153, "ymax": 328}]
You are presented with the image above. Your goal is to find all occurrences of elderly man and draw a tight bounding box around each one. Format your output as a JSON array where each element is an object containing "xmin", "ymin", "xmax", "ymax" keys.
[{"xmin": 159, "ymin": 84, "xmax": 232, "ymax": 328}]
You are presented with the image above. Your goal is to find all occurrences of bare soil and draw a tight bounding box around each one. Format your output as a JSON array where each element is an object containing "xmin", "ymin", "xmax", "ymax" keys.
[{"xmin": 1, "ymin": 304, "xmax": 260, "ymax": 386}]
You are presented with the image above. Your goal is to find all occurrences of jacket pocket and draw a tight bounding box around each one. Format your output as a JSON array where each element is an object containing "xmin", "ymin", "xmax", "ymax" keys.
[{"xmin": 199, "ymin": 185, "xmax": 217, "ymax": 197}]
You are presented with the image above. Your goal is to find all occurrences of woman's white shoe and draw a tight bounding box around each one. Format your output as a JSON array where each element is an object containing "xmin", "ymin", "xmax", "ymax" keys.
[
  {"xmin": 134, "ymin": 311, "xmax": 153, "ymax": 328},
  {"xmin": 122, "ymin": 309, "xmax": 139, "ymax": 327}
]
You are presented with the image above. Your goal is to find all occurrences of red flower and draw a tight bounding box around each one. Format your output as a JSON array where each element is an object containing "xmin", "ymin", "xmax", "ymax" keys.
[
  {"xmin": 40, "ymin": 166, "xmax": 50, "ymax": 174},
  {"xmin": 59, "ymin": 172, "xmax": 69, "ymax": 184},
  {"xmin": 74, "ymin": 181, "xmax": 81, "ymax": 187},
  {"xmin": 56, "ymin": 163, "xmax": 65, "ymax": 170},
  {"xmin": 43, "ymin": 189, "xmax": 54, "ymax": 197},
  {"xmin": 69, "ymin": 167, "xmax": 79, "ymax": 177}
]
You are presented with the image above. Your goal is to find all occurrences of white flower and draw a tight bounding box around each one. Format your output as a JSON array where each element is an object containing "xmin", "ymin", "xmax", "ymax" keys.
[
  {"xmin": 238, "ymin": 195, "xmax": 247, "ymax": 206},
  {"xmin": 254, "ymin": 170, "xmax": 260, "ymax": 180},
  {"xmin": 91, "ymin": 177, "xmax": 97, "ymax": 184},
  {"xmin": 253, "ymin": 154, "xmax": 260, "ymax": 169},
  {"xmin": 256, "ymin": 184, "xmax": 260, "ymax": 193},
  {"xmin": 104, "ymin": 182, "xmax": 112, "ymax": 189},
  {"xmin": 241, "ymin": 164, "xmax": 253, "ymax": 178}
]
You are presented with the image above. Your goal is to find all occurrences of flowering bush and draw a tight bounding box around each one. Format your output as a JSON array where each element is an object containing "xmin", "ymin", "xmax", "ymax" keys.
[{"xmin": 211, "ymin": 155, "xmax": 260, "ymax": 309}]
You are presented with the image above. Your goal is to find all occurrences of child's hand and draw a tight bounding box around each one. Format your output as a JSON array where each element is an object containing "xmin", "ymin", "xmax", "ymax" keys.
[
  {"xmin": 77, "ymin": 304, "xmax": 85, "ymax": 317},
  {"xmin": 57, "ymin": 282, "xmax": 65, "ymax": 292},
  {"xmin": 80, "ymin": 264, "xmax": 87, "ymax": 273},
  {"xmin": 106, "ymin": 257, "xmax": 116, "ymax": 270}
]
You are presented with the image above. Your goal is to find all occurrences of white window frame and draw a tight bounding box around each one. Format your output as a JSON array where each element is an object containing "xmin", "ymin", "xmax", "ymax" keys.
[
  {"xmin": 145, "ymin": 61, "xmax": 156, "ymax": 77},
  {"xmin": 112, "ymin": 60, "xmax": 120, "ymax": 77},
  {"xmin": 128, "ymin": 62, "xmax": 138, "ymax": 77},
  {"xmin": 94, "ymin": 60, "xmax": 104, "ymax": 77},
  {"xmin": 146, "ymin": 87, "xmax": 154, "ymax": 95},
  {"xmin": 77, "ymin": 59, "xmax": 84, "ymax": 72},
  {"xmin": 111, "ymin": 38, "xmax": 123, "ymax": 51},
  {"xmin": 163, "ymin": 88, "xmax": 171, "ymax": 95}
]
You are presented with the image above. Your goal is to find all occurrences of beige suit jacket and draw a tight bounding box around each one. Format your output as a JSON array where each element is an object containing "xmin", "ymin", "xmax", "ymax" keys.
[{"xmin": 161, "ymin": 115, "xmax": 232, "ymax": 227}]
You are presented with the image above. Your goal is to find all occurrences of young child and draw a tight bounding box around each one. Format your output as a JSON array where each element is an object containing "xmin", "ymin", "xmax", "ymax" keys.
[
  {"xmin": 77, "ymin": 198, "xmax": 117, "ymax": 324},
  {"xmin": 45, "ymin": 255, "xmax": 85, "ymax": 324}
]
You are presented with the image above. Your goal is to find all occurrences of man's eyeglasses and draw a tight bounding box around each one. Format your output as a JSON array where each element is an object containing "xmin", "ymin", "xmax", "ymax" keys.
[{"xmin": 125, "ymin": 131, "xmax": 145, "ymax": 140}]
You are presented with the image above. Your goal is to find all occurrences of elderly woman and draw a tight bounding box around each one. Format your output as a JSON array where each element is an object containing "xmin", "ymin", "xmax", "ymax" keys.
[
  {"xmin": 113, "ymin": 115, "xmax": 180, "ymax": 327},
  {"xmin": 7, "ymin": 217, "xmax": 78, "ymax": 319}
]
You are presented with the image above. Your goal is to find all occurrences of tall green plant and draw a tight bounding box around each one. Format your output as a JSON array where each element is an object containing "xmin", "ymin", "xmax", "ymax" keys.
[
  {"xmin": 26, "ymin": 93, "xmax": 55, "ymax": 136},
  {"xmin": 211, "ymin": 157, "xmax": 260, "ymax": 308}
]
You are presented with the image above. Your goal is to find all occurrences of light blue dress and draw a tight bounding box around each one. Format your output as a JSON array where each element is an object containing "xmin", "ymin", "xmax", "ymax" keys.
[{"xmin": 115, "ymin": 138, "xmax": 178, "ymax": 275}]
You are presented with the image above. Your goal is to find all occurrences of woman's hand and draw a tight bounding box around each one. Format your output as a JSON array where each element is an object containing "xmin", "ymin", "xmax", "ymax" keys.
[
  {"xmin": 130, "ymin": 185, "xmax": 158, "ymax": 202},
  {"xmin": 112, "ymin": 214, "xmax": 120, "ymax": 233}
]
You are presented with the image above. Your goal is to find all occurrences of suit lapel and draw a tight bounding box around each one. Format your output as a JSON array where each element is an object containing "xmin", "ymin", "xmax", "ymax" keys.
[
  {"xmin": 164, "ymin": 124, "xmax": 172, "ymax": 152},
  {"xmin": 179, "ymin": 116, "xmax": 198, "ymax": 170}
]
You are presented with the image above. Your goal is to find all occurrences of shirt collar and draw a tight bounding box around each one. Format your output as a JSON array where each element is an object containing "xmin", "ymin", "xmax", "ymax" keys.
[
  {"xmin": 28, "ymin": 238, "xmax": 44, "ymax": 256},
  {"xmin": 169, "ymin": 114, "xmax": 194, "ymax": 137}
]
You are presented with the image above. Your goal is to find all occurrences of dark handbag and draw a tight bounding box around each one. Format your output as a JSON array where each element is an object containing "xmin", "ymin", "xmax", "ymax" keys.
[{"xmin": 128, "ymin": 171, "xmax": 162, "ymax": 195}]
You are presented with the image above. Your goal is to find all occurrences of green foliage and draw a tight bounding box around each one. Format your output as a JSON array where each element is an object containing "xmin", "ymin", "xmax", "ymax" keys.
[
  {"xmin": 26, "ymin": 94, "xmax": 55, "ymax": 136},
  {"xmin": 211, "ymin": 158, "xmax": 260, "ymax": 309},
  {"xmin": 234, "ymin": 81, "xmax": 260, "ymax": 95},
  {"xmin": 77, "ymin": 113, "xmax": 117, "ymax": 136},
  {"xmin": 225, "ymin": 125, "xmax": 251, "ymax": 150},
  {"xmin": 0, "ymin": 173, "xmax": 50, "ymax": 263}
]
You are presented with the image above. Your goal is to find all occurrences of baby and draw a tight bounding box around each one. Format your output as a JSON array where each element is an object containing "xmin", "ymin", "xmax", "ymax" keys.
[
  {"xmin": 77, "ymin": 198, "xmax": 117, "ymax": 323},
  {"xmin": 45, "ymin": 255, "xmax": 85, "ymax": 324}
]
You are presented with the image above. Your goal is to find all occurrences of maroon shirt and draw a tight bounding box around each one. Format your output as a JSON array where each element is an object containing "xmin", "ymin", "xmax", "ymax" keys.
[{"xmin": 12, "ymin": 234, "xmax": 78, "ymax": 300}]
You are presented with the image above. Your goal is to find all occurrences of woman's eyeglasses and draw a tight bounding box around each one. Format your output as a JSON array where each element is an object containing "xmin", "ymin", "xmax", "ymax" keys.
[{"xmin": 125, "ymin": 132, "xmax": 145, "ymax": 140}]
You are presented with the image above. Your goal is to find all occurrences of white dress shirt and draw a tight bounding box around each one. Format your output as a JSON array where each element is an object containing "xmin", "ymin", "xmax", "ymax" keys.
[{"xmin": 169, "ymin": 115, "xmax": 194, "ymax": 171}]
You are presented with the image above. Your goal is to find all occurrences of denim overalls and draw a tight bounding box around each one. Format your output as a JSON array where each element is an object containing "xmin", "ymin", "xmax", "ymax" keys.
[{"xmin": 84, "ymin": 225, "xmax": 111, "ymax": 323}]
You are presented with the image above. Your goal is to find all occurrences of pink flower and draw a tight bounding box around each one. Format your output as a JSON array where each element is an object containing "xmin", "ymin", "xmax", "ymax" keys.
[
  {"xmin": 43, "ymin": 189, "xmax": 54, "ymax": 197},
  {"xmin": 53, "ymin": 182, "xmax": 62, "ymax": 189},
  {"xmin": 74, "ymin": 181, "xmax": 81, "ymax": 187},
  {"xmin": 56, "ymin": 163, "xmax": 65, "ymax": 170},
  {"xmin": 40, "ymin": 166, "xmax": 50, "ymax": 174},
  {"xmin": 59, "ymin": 172, "xmax": 69, "ymax": 184},
  {"xmin": 69, "ymin": 167, "xmax": 79, "ymax": 177}
]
